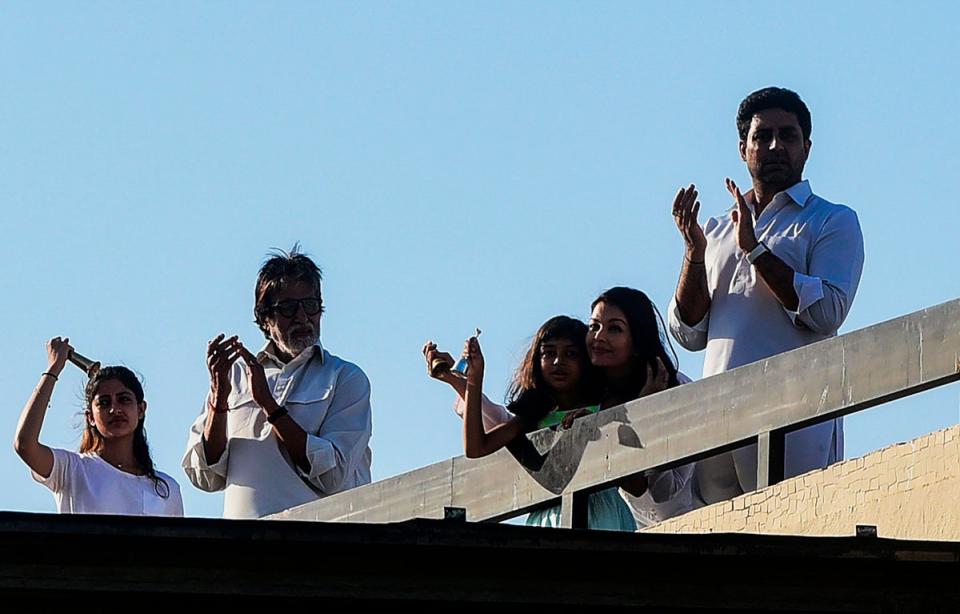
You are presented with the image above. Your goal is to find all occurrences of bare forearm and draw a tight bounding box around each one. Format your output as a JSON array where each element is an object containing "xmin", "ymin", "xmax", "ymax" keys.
[
  {"xmin": 202, "ymin": 410, "xmax": 228, "ymax": 465},
  {"xmin": 753, "ymin": 251, "xmax": 799, "ymax": 311},
  {"xmin": 465, "ymin": 379, "xmax": 528, "ymax": 457},
  {"xmin": 14, "ymin": 375, "xmax": 55, "ymax": 453},
  {"xmin": 440, "ymin": 371, "xmax": 468, "ymax": 399},
  {"xmin": 675, "ymin": 255, "xmax": 711, "ymax": 326},
  {"xmin": 671, "ymin": 183, "xmax": 710, "ymax": 327},
  {"xmin": 14, "ymin": 374, "xmax": 57, "ymax": 477},
  {"xmin": 463, "ymin": 380, "xmax": 487, "ymax": 457}
]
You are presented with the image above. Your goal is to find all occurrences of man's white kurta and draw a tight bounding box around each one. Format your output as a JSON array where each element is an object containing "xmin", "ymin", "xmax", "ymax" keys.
[{"xmin": 668, "ymin": 180, "xmax": 864, "ymax": 503}]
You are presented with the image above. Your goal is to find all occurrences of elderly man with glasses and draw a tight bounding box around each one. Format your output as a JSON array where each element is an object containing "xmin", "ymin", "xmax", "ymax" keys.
[{"xmin": 183, "ymin": 247, "xmax": 372, "ymax": 519}]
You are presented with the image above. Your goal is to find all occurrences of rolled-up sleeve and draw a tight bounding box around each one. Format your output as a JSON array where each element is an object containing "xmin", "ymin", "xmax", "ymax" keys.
[
  {"xmin": 181, "ymin": 406, "xmax": 230, "ymax": 493},
  {"xmin": 300, "ymin": 368, "xmax": 372, "ymax": 494},
  {"xmin": 668, "ymin": 294, "xmax": 709, "ymax": 351},
  {"xmin": 785, "ymin": 207, "xmax": 865, "ymax": 335}
]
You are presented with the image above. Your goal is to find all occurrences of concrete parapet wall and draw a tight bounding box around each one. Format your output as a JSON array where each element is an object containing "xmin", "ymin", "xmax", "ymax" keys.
[{"xmin": 643, "ymin": 425, "xmax": 960, "ymax": 540}]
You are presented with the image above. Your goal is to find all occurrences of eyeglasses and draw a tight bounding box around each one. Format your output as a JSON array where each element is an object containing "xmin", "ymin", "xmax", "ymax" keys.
[{"xmin": 270, "ymin": 298, "xmax": 323, "ymax": 319}]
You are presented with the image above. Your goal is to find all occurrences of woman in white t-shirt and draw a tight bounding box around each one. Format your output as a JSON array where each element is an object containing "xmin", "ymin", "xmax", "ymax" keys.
[{"xmin": 14, "ymin": 336, "xmax": 183, "ymax": 516}]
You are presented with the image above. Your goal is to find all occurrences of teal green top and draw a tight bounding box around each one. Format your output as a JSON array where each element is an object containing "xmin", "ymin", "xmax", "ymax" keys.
[
  {"xmin": 526, "ymin": 404, "xmax": 636, "ymax": 532},
  {"xmin": 535, "ymin": 404, "xmax": 600, "ymax": 429}
]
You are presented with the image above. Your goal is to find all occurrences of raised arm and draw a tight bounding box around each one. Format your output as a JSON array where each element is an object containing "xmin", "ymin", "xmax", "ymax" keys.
[
  {"xmin": 423, "ymin": 340, "xmax": 513, "ymax": 429},
  {"xmin": 726, "ymin": 179, "xmax": 864, "ymax": 334},
  {"xmin": 14, "ymin": 337, "xmax": 71, "ymax": 478},
  {"xmin": 726, "ymin": 178, "xmax": 801, "ymax": 311},
  {"xmin": 423, "ymin": 341, "xmax": 467, "ymax": 396},
  {"xmin": 462, "ymin": 336, "xmax": 526, "ymax": 459},
  {"xmin": 202, "ymin": 334, "xmax": 241, "ymax": 466},
  {"xmin": 237, "ymin": 344, "xmax": 310, "ymax": 472},
  {"xmin": 670, "ymin": 185, "xmax": 711, "ymax": 349}
]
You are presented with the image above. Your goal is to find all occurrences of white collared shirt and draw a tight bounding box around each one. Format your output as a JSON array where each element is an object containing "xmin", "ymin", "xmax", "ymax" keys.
[
  {"xmin": 182, "ymin": 342, "xmax": 372, "ymax": 519},
  {"xmin": 669, "ymin": 180, "xmax": 865, "ymax": 376},
  {"xmin": 668, "ymin": 180, "xmax": 864, "ymax": 502}
]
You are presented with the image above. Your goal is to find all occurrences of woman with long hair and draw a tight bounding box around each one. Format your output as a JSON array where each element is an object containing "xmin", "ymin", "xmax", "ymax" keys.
[
  {"xmin": 14, "ymin": 337, "xmax": 183, "ymax": 515},
  {"xmin": 425, "ymin": 316, "xmax": 639, "ymax": 531},
  {"xmin": 585, "ymin": 287, "xmax": 695, "ymax": 526}
]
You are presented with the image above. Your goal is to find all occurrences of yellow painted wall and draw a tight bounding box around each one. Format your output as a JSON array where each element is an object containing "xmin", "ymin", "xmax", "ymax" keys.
[{"xmin": 643, "ymin": 425, "xmax": 960, "ymax": 540}]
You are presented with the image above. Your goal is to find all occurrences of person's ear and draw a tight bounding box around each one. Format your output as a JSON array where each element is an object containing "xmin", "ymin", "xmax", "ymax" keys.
[{"xmin": 138, "ymin": 401, "xmax": 147, "ymax": 419}]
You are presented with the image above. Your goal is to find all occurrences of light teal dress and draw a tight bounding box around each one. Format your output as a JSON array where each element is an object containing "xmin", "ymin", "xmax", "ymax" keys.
[{"xmin": 525, "ymin": 405, "xmax": 637, "ymax": 532}]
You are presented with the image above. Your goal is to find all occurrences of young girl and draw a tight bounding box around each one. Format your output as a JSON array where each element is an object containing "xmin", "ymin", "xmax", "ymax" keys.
[
  {"xmin": 14, "ymin": 337, "xmax": 183, "ymax": 516},
  {"xmin": 425, "ymin": 316, "xmax": 639, "ymax": 531},
  {"xmin": 585, "ymin": 287, "xmax": 695, "ymax": 527}
]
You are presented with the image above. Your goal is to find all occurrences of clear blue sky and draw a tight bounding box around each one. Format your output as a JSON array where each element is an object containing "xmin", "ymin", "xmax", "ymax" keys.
[{"xmin": 2, "ymin": 2, "xmax": 958, "ymax": 518}]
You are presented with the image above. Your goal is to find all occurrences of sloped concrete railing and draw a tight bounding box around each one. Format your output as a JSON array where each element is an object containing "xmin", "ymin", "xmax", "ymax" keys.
[{"xmin": 270, "ymin": 299, "xmax": 960, "ymax": 527}]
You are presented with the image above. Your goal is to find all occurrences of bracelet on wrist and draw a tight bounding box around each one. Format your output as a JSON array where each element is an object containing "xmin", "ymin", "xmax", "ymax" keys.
[{"xmin": 41, "ymin": 371, "xmax": 59, "ymax": 381}]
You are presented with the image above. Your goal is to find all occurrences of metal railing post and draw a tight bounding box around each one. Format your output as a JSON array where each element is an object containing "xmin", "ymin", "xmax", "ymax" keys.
[
  {"xmin": 559, "ymin": 492, "xmax": 589, "ymax": 529},
  {"xmin": 757, "ymin": 430, "xmax": 785, "ymax": 489}
]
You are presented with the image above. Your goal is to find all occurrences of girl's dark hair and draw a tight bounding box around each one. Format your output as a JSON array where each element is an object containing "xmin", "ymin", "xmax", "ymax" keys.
[
  {"xmin": 591, "ymin": 287, "xmax": 679, "ymax": 403},
  {"xmin": 82, "ymin": 366, "xmax": 170, "ymax": 498},
  {"xmin": 505, "ymin": 316, "xmax": 600, "ymax": 423}
]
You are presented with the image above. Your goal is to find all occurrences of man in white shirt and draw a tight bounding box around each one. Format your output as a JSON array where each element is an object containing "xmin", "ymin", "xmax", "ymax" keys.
[
  {"xmin": 667, "ymin": 87, "xmax": 865, "ymax": 505},
  {"xmin": 183, "ymin": 247, "xmax": 372, "ymax": 518}
]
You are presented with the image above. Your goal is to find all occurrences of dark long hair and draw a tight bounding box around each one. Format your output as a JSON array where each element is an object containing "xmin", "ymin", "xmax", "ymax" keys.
[
  {"xmin": 81, "ymin": 366, "xmax": 170, "ymax": 498},
  {"xmin": 505, "ymin": 316, "xmax": 601, "ymax": 424},
  {"xmin": 591, "ymin": 287, "xmax": 679, "ymax": 404}
]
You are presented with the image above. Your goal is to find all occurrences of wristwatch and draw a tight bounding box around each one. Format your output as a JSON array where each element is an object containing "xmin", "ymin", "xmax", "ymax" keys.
[{"xmin": 746, "ymin": 241, "xmax": 769, "ymax": 264}]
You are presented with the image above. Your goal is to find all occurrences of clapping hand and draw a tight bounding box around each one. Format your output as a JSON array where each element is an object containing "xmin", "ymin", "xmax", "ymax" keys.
[
  {"xmin": 672, "ymin": 184, "xmax": 707, "ymax": 261},
  {"xmin": 207, "ymin": 334, "xmax": 241, "ymax": 412},
  {"xmin": 237, "ymin": 344, "xmax": 280, "ymax": 414},
  {"xmin": 726, "ymin": 178, "xmax": 759, "ymax": 253}
]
